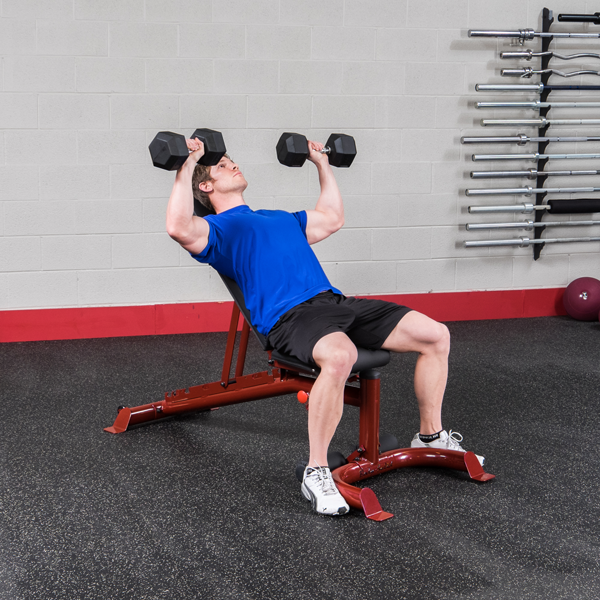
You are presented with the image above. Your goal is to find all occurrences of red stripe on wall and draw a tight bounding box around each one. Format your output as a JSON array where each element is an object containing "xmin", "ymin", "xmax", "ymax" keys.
[
  {"xmin": 0, "ymin": 302, "xmax": 235, "ymax": 343},
  {"xmin": 0, "ymin": 288, "xmax": 566, "ymax": 343},
  {"xmin": 366, "ymin": 287, "xmax": 567, "ymax": 323}
]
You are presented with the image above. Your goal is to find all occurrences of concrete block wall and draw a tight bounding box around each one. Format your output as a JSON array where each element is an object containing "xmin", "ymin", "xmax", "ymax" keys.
[{"xmin": 1, "ymin": 0, "xmax": 600, "ymax": 312}]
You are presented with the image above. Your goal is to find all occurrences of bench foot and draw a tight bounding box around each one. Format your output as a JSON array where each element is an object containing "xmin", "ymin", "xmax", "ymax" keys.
[
  {"xmin": 360, "ymin": 488, "xmax": 394, "ymax": 521},
  {"xmin": 333, "ymin": 447, "xmax": 495, "ymax": 520}
]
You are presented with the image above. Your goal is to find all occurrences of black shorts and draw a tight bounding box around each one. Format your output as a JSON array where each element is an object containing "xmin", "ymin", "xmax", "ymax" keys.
[{"xmin": 267, "ymin": 291, "xmax": 412, "ymax": 365}]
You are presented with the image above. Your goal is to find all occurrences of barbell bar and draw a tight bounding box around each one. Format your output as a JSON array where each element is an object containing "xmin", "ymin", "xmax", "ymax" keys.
[
  {"xmin": 501, "ymin": 68, "xmax": 600, "ymax": 78},
  {"xmin": 469, "ymin": 28, "xmax": 600, "ymax": 40},
  {"xmin": 465, "ymin": 236, "xmax": 600, "ymax": 248},
  {"xmin": 466, "ymin": 219, "xmax": 600, "ymax": 230},
  {"xmin": 472, "ymin": 152, "xmax": 600, "ymax": 161},
  {"xmin": 470, "ymin": 168, "xmax": 600, "ymax": 179},
  {"xmin": 462, "ymin": 134, "xmax": 600, "ymax": 145},
  {"xmin": 468, "ymin": 198, "xmax": 600, "ymax": 214},
  {"xmin": 466, "ymin": 185, "xmax": 600, "ymax": 197},
  {"xmin": 476, "ymin": 83, "xmax": 600, "ymax": 92},
  {"xmin": 500, "ymin": 50, "xmax": 600, "ymax": 61},
  {"xmin": 476, "ymin": 101, "xmax": 600, "ymax": 109},
  {"xmin": 481, "ymin": 118, "xmax": 600, "ymax": 127}
]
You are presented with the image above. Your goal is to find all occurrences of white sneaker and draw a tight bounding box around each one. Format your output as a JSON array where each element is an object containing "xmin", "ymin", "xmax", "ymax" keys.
[
  {"xmin": 301, "ymin": 466, "xmax": 349, "ymax": 516},
  {"xmin": 411, "ymin": 429, "xmax": 485, "ymax": 466}
]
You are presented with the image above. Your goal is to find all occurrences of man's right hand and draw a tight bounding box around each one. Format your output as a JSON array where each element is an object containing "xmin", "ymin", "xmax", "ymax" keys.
[
  {"xmin": 167, "ymin": 136, "xmax": 210, "ymax": 255},
  {"xmin": 185, "ymin": 138, "xmax": 205, "ymax": 168}
]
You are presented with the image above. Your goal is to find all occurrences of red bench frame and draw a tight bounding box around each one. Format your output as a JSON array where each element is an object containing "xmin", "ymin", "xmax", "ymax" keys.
[{"xmin": 105, "ymin": 299, "xmax": 494, "ymax": 521}]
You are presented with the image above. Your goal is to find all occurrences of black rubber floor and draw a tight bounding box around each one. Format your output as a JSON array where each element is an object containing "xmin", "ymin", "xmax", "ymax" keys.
[{"xmin": 1, "ymin": 316, "xmax": 599, "ymax": 600}]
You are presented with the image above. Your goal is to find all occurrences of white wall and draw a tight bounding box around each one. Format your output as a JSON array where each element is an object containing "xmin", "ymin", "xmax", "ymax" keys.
[{"xmin": 1, "ymin": 0, "xmax": 600, "ymax": 311}]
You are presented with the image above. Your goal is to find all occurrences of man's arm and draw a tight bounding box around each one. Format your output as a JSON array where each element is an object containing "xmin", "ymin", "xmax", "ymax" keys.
[
  {"xmin": 165, "ymin": 139, "xmax": 210, "ymax": 255},
  {"xmin": 304, "ymin": 141, "xmax": 345, "ymax": 245}
]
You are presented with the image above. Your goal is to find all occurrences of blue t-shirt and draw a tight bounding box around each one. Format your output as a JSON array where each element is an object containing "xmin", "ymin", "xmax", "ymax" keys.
[{"xmin": 191, "ymin": 205, "xmax": 341, "ymax": 336}]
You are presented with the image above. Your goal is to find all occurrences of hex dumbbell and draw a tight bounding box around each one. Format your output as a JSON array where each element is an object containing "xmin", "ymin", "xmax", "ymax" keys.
[
  {"xmin": 149, "ymin": 129, "xmax": 227, "ymax": 171},
  {"xmin": 276, "ymin": 132, "xmax": 357, "ymax": 168}
]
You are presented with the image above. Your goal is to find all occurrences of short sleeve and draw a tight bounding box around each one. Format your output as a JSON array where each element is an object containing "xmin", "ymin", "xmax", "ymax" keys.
[
  {"xmin": 189, "ymin": 217, "xmax": 215, "ymax": 263},
  {"xmin": 291, "ymin": 210, "xmax": 307, "ymax": 238}
]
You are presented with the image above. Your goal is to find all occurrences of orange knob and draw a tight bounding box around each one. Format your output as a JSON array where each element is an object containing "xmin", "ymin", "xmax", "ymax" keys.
[{"xmin": 297, "ymin": 391, "xmax": 309, "ymax": 404}]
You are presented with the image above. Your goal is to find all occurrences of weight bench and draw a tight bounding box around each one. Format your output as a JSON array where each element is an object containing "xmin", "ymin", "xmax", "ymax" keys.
[{"xmin": 105, "ymin": 204, "xmax": 494, "ymax": 521}]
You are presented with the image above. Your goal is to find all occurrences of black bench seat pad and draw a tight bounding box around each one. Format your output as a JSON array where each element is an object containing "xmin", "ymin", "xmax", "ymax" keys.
[{"xmin": 271, "ymin": 347, "xmax": 390, "ymax": 375}]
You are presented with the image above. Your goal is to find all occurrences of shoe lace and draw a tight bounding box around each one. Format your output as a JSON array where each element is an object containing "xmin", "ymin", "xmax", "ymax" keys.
[
  {"xmin": 308, "ymin": 465, "xmax": 338, "ymax": 496},
  {"xmin": 447, "ymin": 430, "xmax": 465, "ymax": 451}
]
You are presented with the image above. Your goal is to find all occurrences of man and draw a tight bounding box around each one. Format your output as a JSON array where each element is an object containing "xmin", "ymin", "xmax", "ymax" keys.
[{"xmin": 166, "ymin": 136, "xmax": 484, "ymax": 517}]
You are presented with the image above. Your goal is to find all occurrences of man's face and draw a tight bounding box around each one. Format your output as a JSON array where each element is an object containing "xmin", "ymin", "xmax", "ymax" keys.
[{"xmin": 208, "ymin": 157, "xmax": 247, "ymax": 194}]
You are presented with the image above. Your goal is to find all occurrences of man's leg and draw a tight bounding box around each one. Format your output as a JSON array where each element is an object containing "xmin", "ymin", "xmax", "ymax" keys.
[
  {"xmin": 299, "ymin": 331, "xmax": 355, "ymax": 516},
  {"xmin": 308, "ymin": 331, "xmax": 358, "ymax": 467},
  {"xmin": 381, "ymin": 311, "xmax": 450, "ymax": 435}
]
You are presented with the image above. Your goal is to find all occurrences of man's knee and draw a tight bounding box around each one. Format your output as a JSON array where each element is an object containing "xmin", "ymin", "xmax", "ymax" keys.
[
  {"xmin": 313, "ymin": 333, "xmax": 358, "ymax": 378},
  {"xmin": 433, "ymin": 322, "xmax": 451, "ymax": 356},
  {"xmin": 384, "ymin": 311, "xmax": 450, "ymax": 355}
]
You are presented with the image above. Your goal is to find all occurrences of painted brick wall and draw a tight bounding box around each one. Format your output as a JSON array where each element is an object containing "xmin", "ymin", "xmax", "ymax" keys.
[{"xmin": 1, "ymin": 0, "xmax": 600, "ymax": 312}]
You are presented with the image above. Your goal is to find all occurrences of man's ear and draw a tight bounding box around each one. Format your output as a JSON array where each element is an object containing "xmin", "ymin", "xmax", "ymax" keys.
[{"xmin": 199, "ymin": 180, "xmax": 213, "ymax": 193}]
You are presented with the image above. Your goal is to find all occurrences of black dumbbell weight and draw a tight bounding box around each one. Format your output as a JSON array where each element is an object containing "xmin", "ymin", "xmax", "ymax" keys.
[
  {"xmin": 276, "ymin": 132, "xmax": 356, "ymax": 168},
  {"xmin": 149, "ymin": 129, "xmax": 227, "ymax": 171}
]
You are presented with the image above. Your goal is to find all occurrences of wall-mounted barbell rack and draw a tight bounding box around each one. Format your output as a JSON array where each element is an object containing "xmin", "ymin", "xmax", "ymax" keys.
[{"xmin": 464, "ymin": 8, "xmax": 600, "ymax": 259}]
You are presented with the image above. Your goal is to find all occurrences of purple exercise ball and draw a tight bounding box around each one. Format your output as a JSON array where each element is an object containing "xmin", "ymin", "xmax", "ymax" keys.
[{"xmin": 563, "ymin": 277, "xmax": 600, "ymax": 321}]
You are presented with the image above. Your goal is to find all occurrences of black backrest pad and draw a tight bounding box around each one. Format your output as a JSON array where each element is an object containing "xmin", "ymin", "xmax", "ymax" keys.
[
  {"xmin": 219, "ymin": 272, "xmax": 271, "ymax": 351},
  {"xmin": 193, "ymin": 198, "xmax": 215, "ymax": 218}
]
